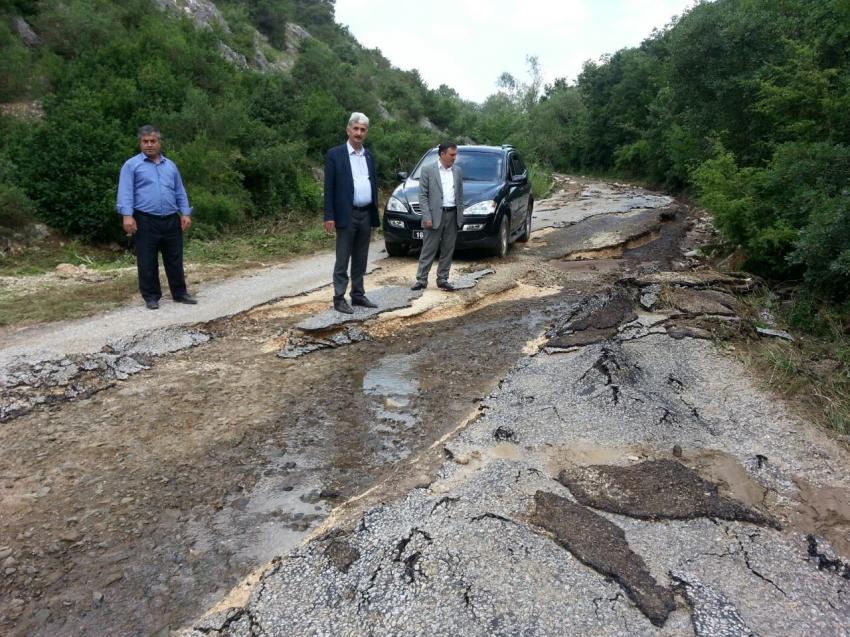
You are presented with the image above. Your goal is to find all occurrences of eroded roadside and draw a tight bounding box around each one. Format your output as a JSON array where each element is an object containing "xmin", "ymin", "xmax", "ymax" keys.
[
  {"xmin": 7, "ymin": 178, "xmax": 845, "ymax": 637},
  {"xmin": 0, "ymin": 177, "xmax": 612, "ymax": 637},
  {"xmin": 179, "ymin": 184, "xmax": 850, "ymax": 637}
]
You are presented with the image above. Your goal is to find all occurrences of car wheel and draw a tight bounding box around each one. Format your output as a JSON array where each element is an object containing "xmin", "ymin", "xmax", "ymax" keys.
[
  {"xmin": 517, "ymin": 202, "xmax": 533, "ymax": 243},
  {"xmin": 492, "ymin": 215, "xmax": 509, "ymax": 258},
  {"xmin": 385, "ymin": 240, "xmax": 408, "ymax": 257}
]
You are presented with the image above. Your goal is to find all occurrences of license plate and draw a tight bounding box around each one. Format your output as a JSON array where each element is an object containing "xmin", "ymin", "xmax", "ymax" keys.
[{"xmin": 412, "ymin": 231, "xmax": 424, "ymax": 239}]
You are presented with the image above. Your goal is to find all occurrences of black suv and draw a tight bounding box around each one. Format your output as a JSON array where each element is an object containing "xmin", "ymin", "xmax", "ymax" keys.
[{"xmin": 382, "ymin": 145, "xmax": 534, "ymax": 258}]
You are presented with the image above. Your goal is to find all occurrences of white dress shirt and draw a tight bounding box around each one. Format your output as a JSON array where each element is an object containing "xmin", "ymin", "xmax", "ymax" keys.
[
  {"xmin": 438, "ymin": 162, "xmax": 455, "ymax": 207},
  {"xmin": 347, "ymin": 142, "xmax": 372, "ymax": 207}
]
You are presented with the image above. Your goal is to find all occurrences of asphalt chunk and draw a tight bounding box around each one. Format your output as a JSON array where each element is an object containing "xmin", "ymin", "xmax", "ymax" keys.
[
  {"xmin": 558, "ymin": 459, "xmax": 780, "ymax": 528},
  {"xmin": 324, "ymin": 538, "xmax": 361, "ymax": 574},
  {"xmin": 530, "ymin": 490, "xmax": 676, "ymax": 626},
  {"xmin": 548, "ymin": 287, "xmax": 637, "ymax": 341}
]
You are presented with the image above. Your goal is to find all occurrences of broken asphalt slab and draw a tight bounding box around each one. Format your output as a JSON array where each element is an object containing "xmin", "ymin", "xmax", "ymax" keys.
[
  {"xmin": 558, "ymin": 459, "xmax": 779, "ymax": 528},
  {"xmin": 1, "ymin": 326, "xmax": 210, "ymax": 421},
  {"xmin": 295, "ymin": 270, "xmax": 495, "ymax": 332},
  {"xmin": 530, "ymin": 489, "xmax": 676, "ymax": 626}
]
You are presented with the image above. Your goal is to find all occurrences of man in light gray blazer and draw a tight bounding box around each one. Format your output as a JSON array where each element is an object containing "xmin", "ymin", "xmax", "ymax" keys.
[{"xmin": 411, "ymin": 142, "xmax": 464, "ymax": 291}]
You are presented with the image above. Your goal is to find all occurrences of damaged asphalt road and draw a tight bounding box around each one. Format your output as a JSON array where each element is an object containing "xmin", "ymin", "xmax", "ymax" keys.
[{"xmin": 2, "ymin": 178, "xmax": 849, "ymax": 637}]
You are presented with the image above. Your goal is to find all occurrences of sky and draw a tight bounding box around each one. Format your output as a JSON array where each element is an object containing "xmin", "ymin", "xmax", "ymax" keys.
[{"xmin": 334, "ymin": 0, "xmax": 700, "ymax": 103}]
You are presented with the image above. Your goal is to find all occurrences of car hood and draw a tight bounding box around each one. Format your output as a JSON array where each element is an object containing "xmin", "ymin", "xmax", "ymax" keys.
[{"xmin": 391, "ymin": 180, "xmax": 501, "ymax": 208}]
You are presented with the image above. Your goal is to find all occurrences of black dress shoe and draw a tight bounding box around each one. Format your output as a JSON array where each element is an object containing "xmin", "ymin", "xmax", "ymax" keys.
[
  {"xmin": 410, "ymin": 281, "xmax": 427, "ymax": 291},
  {"xmin": 173, "ymin": 294, "xmax": 198, "ymax": 304},
  {"xmin": 437, "ymin": 281, "xmax": 456, "ymax": 292},
  {"xmin": 145, "ymin": 300, "xmax": 160, "ymax": 310},
  {"xmin": 351, "ymin": 296, "xmax": 378, "ymax": 308},
  {"xmin": 333, "ymin": 299, "xmax": 354, "ymax": 314}
]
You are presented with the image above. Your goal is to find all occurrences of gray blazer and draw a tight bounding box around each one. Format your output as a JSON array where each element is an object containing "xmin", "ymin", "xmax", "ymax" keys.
[{"xmin": 418, "ymin": 161, "xmax": 464, "ymax": 230}]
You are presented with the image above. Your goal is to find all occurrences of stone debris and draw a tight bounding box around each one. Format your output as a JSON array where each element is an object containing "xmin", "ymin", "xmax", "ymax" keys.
[
  {"xmin": 448, "ymin": 268, "xmax": 495, "ymax": 290},
  {"xmin": 632, "ymin": 270, "xmax": 753, "ymax": 291},
  {"xmin": 277, "ymin": 325, "xmax": 369, "ymax": 359},
  {"xmin": 558, "ymin": 459, "xmax": 779, "ymax": 528},
  {"xmin": 530, "ymin": 490, "xmax": 676, "ymax": 626},
  {"xmin": 639, "ymin": 284, "xmax": 661, "ymax": 310},
  {"xmin": 663, "ymin": 287, "xmax": 739, "ymax": 316},
  {"xmin": 53, "ymin": 263, "xmax": 108, "ymax": 282},
  {"xmin": 0, "ymin": 327, "xmax": 210, "ymax": 421},
  {"xmin": 755, "ymin": 327, "xmax": 794, "ymax": 341}
]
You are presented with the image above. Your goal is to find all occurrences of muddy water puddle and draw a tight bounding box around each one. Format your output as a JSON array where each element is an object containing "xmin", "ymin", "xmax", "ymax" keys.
[{"xmin": 0, "ymin": 286, "xmax": 569, "ymax": 637}]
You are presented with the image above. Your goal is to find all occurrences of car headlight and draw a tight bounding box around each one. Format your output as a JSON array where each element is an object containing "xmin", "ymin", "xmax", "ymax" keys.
[
  {"xmin": 386, "ymin": 196, "xmax": 408, "ymax": 213},
  {"xmin": 465, "ymin": 200, "xmax": 496, "ymax": 215}
]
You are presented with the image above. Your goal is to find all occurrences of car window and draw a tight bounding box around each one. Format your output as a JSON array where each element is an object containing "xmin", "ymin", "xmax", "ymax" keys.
[
  {"xmin": 509, "ymin": 154, "xmax": 526, "ymax": 178},
  {"xmin": 410, "ymin": 150, "xmax": 504, "ymax": 182}
]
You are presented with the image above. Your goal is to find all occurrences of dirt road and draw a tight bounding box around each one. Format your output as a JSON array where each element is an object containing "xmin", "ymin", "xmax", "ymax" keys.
[{"xmin": 2, "ymin": 178, "xmax": 847, "ymax": 637}]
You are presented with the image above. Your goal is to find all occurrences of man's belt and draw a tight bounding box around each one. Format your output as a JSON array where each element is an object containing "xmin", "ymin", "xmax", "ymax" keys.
[
  {"xmin": 351, "ymin": 204, "xmax": 371, "ymax": 212},
  {"xmin": 442, "ymin": 206, "xmax": 458, "ymax": 211},
  {"xmin": 134, "ymin": 210, "xmax": 179, "ymax": 217}
]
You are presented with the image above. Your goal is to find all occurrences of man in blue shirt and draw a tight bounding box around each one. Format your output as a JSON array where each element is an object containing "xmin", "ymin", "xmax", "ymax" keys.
[{"xmin": 117, "ymin": 125, "xmax": 197, "ymax": 310}]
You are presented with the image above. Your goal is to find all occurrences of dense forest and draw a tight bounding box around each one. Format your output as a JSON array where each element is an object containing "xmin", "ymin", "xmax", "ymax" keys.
[
  {"xmin": 1, "ymin": 0, "xmax": 848, "ymax": 310},
  {"xmin": 505, "ymin": 0, "xmax": 849, "ymax": 308}
]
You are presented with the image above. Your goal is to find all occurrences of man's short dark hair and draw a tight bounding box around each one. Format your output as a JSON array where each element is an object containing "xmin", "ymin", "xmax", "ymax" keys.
[
  {"xmin": 438, "ymin": 142, "xmax": 458, "ymax": 156},
  {"xmin": 137, "ymin": 125, "xmax": 161, "ymax": 139}
]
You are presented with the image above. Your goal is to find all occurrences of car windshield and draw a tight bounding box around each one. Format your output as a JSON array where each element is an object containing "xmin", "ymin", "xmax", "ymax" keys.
[{"xmin": 410, "ymin": 150, "xmax": 503, "ymax": 182}]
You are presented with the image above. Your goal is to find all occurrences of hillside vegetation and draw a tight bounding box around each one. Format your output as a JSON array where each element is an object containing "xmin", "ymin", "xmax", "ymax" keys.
[
  {"xmin": 512, "ymin": 0, "xmax": 848, "ymax": 311},
  {"xmin": 0, "ymin": 0, "xmax": 488, "ymax": 243},
  {"xmin": 1, "ymin": 0, "xmax": 848, "ymax": 318}
]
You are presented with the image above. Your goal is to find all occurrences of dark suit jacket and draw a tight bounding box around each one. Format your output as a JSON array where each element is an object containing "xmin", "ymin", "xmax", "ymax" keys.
[{"xmin": 323, "ymin": 143, "xmax": 379, "ymax": 229}]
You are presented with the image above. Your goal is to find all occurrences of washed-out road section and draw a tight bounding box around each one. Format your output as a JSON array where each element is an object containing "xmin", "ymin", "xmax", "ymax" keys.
[{"xmin": 2, "ymin": 178, "xmax": 847, "ymax": 637}]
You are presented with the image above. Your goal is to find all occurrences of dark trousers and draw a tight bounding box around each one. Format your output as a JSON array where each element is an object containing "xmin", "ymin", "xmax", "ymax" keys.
[
  {"xmin": 134, "ymin": 212, "xmax": 187, "ymax": 302},
  {"xmin": 333, "ymin": 207, "xmax": 371, "ymax": 301}
]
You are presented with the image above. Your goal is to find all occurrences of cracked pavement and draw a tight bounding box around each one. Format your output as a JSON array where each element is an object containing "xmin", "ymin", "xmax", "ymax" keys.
[
  {"xmin": 177, "ymin": 180, "xmax": 850, "ymax": 637},
  {"xmin": 3, "ymin": 178, "xmax": 848, "ymax": 637}
]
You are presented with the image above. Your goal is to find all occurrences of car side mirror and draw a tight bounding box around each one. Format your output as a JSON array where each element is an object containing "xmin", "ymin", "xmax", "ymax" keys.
[
  {"xmin": 511, "ymin": 173, "xmax": 528, "ymax": 185},
  {"xmin": 397, "ymin": 171, "xmax": 408, "ymax": 181}
]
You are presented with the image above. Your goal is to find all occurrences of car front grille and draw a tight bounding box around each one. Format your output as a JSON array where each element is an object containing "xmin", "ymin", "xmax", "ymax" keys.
[{"xmin": 410, "ymin": 202, "xmax": 421, "ymax": 214}]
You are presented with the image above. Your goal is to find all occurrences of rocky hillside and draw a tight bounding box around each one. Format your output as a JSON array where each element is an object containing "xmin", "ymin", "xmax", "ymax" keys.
[{"xmin": 0, "ymin": 0, "xmax": 473, "ymax": 242}]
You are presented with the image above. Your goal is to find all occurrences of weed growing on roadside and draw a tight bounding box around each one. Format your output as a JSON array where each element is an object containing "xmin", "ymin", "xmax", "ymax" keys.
[{"xmin": 737, "ymin": 289, "xmax": 850, "ymax": 435}]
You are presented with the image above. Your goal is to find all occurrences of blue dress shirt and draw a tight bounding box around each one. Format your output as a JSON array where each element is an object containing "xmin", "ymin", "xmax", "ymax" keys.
[{"xmin": 116, "ymin": 153, "xmax": 191, "ymax": 216}]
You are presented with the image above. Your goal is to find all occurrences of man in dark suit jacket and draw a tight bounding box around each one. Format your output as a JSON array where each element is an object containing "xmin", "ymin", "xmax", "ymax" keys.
[{"xmin": 323, "ymin": 112, "xmax": 380, "ymax": 314}]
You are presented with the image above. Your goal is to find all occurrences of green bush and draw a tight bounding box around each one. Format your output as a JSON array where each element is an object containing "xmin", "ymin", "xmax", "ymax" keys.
[
  {"xmin": 792, "ymin": 196, "xmax": 850, "ymax": 302},
  {"xmin": 240, "ymin": 141, "xmax": 320, "ymax": 216},
  {"xmin": 0, "ymin": 182, "xmax": 35, "ymax": 229},
  {"xmin": 527, "ymin": 162, "xmax": 552, "ymax": 201},
  {"xmin": 189, "ymin": 188, "xmax": 244, "ymax": 235},
  {"xmin": 18, "ymin": 90, "xmax": 126, "ymax": 242}
]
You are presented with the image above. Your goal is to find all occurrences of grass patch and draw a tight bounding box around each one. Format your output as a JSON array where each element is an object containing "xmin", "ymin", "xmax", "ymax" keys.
[
  {"xmin": 0, "ymin": 272, "xmax": 138, "ymax": 326},
  {"xmin": 0, "ymin": 238, "xmax": 134, "ymax": 276},
  {"xmin": 736, "ymin": 290, "xmax": 850, "ymax": 435},
  {"xmin": 184, "ymin": 215, "xmax": 335, "ymax": 265}
]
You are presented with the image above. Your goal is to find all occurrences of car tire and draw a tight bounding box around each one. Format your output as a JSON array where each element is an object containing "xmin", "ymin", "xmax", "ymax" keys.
[
  {"xmin": 517, "ymin": 202, "xmax": 533, "ymax": 243},
  {"xmin": 385, "ymin": 240, "xmax": 408, "ymax": 257},
  {"xmin": 492, "ymin": 215, "xmax": 509, "ymax": 258}
]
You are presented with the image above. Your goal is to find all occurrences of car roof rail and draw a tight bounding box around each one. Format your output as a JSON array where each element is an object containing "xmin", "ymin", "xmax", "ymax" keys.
[{"xmin": 501, "ymin": 144, "xmax": 515, "ymax": 149}]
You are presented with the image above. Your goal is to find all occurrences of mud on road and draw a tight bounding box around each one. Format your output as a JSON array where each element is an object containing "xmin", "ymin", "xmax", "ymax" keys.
[
  {"xmin": 0, "ymin": 177, "xmax": 596, "ymax": 637},
  {"xmin": 5, "ymin": 178, "xmax": 846, "ymax": 637}
]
